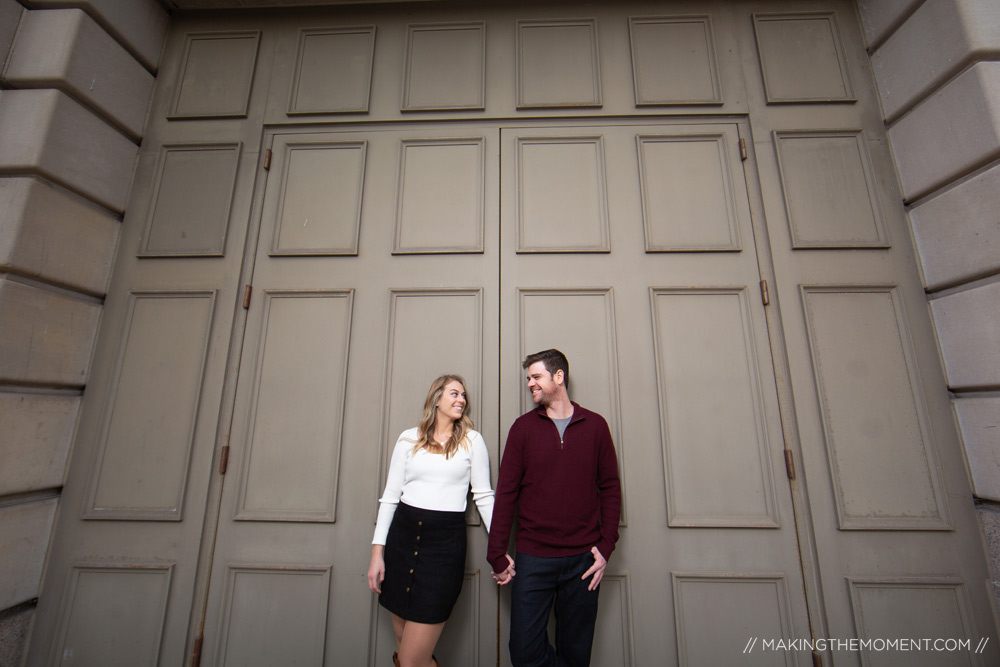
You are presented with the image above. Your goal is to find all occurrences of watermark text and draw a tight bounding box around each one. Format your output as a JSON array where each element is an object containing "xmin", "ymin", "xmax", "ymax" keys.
[{"xmin": 743, "ymin": 636, "xmax": 989, "ymax": 654}]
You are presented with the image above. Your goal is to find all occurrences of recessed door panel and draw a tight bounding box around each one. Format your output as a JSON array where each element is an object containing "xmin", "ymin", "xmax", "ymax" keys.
[
  {"xmin": 651, "ymin": 288, "xmax": 779, "ymax": 528},
  {"xmin": 848, "ymin": 578, "xmax": 980, "ymax": 666},
  {"xmin": 85, "ymin": 291, "xmax": 215, "ymax": 520},
  {"xmin": 269, "ymin": 141, "xmax": 366, "ymax": 255},
  {"xmin": 637, "ymin": 134, "xmax": 742, "ymax": 251},
  {"xmin": 215, "ymin": 567, "xmax": 331, "ymax": 667},
  {"xmin": 517, "ymin": 287, "xmax": 627, "ymax": 521},
  {"xmin": 288, "ymin": 27, "xmax": 375, "ymax": 115},
  {"xmin": 515, "ymin": 136, "xmax": 610, "ymax": 252},
  {"xmin": 673, "ymin": 574, "xmax": 796, "ymax": 666},
  {"xmin": 393, "ymin": 138, "xmax": 486, "ymax": 253},
  {"xmin": 801, "ymin": 287, "xmax": 949, "ymax": 529},
  {"xmin": 50, "ymin": 565, "xmax": 173, "ymax": 667},
  {"xmin": 234, "ymin": 291, "xmax": 353, "ymax": 522},
  {"xmin": 380, "ymin": 289, "xmax": 485, "ymax": 489}
]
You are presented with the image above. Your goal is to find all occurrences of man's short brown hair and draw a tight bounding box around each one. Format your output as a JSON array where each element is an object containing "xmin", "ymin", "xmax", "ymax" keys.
[{"xmin": 522, "ymin": 348, "xmax": 569, "ymax": 390}]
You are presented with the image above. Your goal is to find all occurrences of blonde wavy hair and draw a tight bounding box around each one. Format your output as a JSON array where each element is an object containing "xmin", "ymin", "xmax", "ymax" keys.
[{"xmin": 412, "ymin": 374, "xmax": 475, "ymax": 459}]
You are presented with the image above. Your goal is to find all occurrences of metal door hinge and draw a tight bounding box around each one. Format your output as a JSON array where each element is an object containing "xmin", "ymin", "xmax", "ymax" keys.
[
  {"xmin": 263, "ymin": 148, "xmax": 272, "ymax": 170},
  {"xmin": 219, "ymin": 446, "xmax": 230, "ymax": 475},
  {"xmin": 191, "ymin": 636, "xmax": 203, "ymax": 667},
  {"xmin": 784, "ymin": 449, "xmax": 796, "ymax": 480},
  {"xmin": 242, "ymin": 285, "xmax": 252, "ymax": 309},
  {"xmin": 760, "ymin": 279, "xmax": 770, "ymax": 306},
  {"xmin": 739, "ymin": 137, "xmax": 748, "ymax": 160}
]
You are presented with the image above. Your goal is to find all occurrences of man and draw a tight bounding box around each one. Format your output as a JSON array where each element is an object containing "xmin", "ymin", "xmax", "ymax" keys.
[{"xmin": 487, "ymin": 349, "xmax": 622, "ymax": 667}]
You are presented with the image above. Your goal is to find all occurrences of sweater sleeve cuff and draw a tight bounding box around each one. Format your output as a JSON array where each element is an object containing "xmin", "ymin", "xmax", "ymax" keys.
[{"xmin": 488, "ymin": 554, "xmax": 510, "ymax": 573}]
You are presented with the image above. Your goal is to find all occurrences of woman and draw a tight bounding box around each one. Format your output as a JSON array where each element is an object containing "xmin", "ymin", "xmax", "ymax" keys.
[{"xmin": 368, "ymin": 374, "xmax": 503, "ymax": 667}]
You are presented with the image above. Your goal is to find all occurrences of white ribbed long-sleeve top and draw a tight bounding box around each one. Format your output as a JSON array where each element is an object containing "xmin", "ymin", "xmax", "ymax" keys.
[{"xmin": 372, "ymin": 427, "xmax": 495, "ymax": 545}]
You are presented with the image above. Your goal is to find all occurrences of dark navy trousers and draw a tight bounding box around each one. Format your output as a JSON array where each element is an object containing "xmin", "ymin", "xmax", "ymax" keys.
[{"xmin": 509, "ymin": 551, "xmax": 601, "ymax": 667}]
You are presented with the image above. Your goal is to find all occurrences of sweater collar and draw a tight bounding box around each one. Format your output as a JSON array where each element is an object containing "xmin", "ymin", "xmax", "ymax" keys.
[{"xmin": 535, "ymin": 401, "xmax": 584, "ymax": 423}]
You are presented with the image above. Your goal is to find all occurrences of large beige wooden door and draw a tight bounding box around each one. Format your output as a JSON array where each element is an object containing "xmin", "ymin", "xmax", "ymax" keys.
[
  {"xmin": 198, "ymin": 124, "xmax": 501, "ymax": 666},
  {"xmin": 737, "ymin": 4, "xmax": 999, "ymax": 664},
  {"xmin": 746, "ymin": 76, "xmax": 1000, "ymax": 667},
  {"xmin": 499, "ymin": 119, "xmax": 811, "ymax": 665},
  {"xmin": 203, "ymin": 117, "xmax": 815, "ymax": 667}
]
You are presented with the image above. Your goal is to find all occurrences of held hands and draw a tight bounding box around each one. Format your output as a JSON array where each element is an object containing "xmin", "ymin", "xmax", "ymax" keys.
[
  {"xmin": 367, "ymin": 545, "xmax": 385, "ymax": 594},
  {"xmin": 581, "ymin": 546, "xmax": 607, "ymax": 591},
  {"xmin": 491, "ymin": 553, "xmax": 516, "ymax": 586},
  {"xmin": 490, "ymin": 549, "xmax": 604, "ymax": 589}
]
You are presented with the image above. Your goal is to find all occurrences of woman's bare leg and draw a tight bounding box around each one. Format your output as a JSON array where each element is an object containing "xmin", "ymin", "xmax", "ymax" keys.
[
  {"xmin": 391, "ymin": 614, "xmax": 406, "ymax": 647},
  {"xmin": 389, "ymin": 615, "xmax": 445, "ymax": 667}
]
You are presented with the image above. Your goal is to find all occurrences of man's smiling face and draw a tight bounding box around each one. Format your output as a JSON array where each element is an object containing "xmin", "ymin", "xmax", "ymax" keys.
[{"xmin": 525, "ymin": 361, "xmax": 562, "ymax": 406}]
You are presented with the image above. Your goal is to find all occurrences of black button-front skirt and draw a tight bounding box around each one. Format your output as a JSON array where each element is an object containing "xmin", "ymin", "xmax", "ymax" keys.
[{"xmin": 379, "ymin": 502, "xmax": 467, "ymax": 624}]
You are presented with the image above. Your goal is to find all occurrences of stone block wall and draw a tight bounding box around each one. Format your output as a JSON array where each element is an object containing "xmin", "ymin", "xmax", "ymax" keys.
[
  {"xmin": 0, "ymin": 0, "xmax": 166, "ymax": 662},
  {"xmin": 858, "ymin": 0, "xmax": 1000, "ymax": 607}
]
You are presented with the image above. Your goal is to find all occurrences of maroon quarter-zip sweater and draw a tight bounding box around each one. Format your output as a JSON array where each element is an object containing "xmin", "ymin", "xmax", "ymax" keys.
[{"xmin": 487, "ymin": 402, "xmax": 622, "ymax": 574}]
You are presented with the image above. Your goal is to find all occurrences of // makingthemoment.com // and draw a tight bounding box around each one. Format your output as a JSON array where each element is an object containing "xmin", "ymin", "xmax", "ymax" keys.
[{"xmin": 743, "ymin": 636, "xmax": 990, "ymax": 655}]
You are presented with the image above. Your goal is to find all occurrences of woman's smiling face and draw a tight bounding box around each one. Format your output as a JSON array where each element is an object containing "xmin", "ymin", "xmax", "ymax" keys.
[{"xmin": 436, "ymin": 380, "xmax": 467, "ymax": 422}]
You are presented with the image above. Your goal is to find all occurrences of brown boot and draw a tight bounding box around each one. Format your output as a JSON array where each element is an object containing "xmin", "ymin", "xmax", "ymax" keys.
[{"xmin": 393, "ymin": 651, "xmax": 437, "ymax": 667}]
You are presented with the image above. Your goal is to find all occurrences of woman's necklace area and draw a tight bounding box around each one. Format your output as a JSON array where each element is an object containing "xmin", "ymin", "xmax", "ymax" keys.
[{"xmin": 431, "ymin": 430, "xmax": 452, "ymax": 450}]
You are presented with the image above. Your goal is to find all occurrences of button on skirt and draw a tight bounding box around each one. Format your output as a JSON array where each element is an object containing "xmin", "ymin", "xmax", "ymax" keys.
[{"xmin": 379, "ymin": 502, "xmax": 467, "ymax": 624}]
